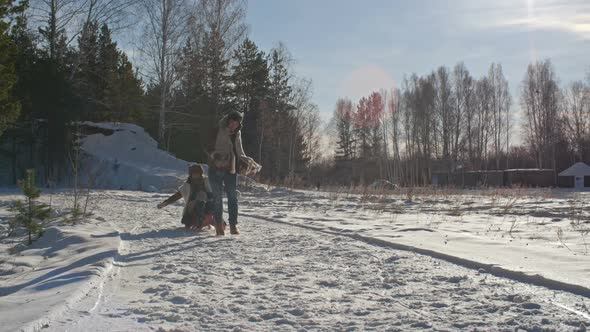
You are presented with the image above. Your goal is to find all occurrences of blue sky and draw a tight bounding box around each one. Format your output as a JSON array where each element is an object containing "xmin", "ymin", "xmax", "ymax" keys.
[{"xmin": 246, "ymin": 0, "xmax": 590, "ymax": 122}]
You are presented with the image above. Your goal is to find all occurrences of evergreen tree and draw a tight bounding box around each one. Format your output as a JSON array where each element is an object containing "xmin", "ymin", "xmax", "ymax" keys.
[
  {"xmin": 10, "ymin": 12, "xmax": 36, "ymax": 120},
  {"xmin": 70, "ymin": 23, "xmax": 145, "ymax": 123},
  {"xmin": 0, "ymin": 0, "xmax": 26, "ymax": 138},
  {"xmin": 264, "ymin": 45, "xmax": 294, "ymax": 179},
  {"xmin": 113, "ymin": 52, "xmax": 145, "ymax": 122},
  {"xmin": 10, "ymin": 169, "xmax": 51, "ymax": 245},
  {"xmin": 75, "ymin": 21, "xmax": 100, "ymax": 120},
  {"xmin": 231, "ymin": 38, "xmax": 270, "ymax": 113},
  {"xmin": 230, "ymin": 38, "xmax": 270, "ymax": 158},
  {"xmin": 95, "ymin": 24, "xmax": 144, "ymax": 123},
  {"xmin": 334, "ymin": 98, "xmax": 356, "ymax": 160},
  {"xmin": 268, "ymin": 46, "xmax": 293, "ymax": 113},
  {"xmin": 96, "ymin": 23, "xmax": 118, "ymax": 120},
  {"xmin": 202, "ymin": 31, "xmax": 231, "ymax": 115},
  {"xmin": 169, "ymin": 39, "xmax": 212, "ymax": 162},
  {"xmin": 10, "ymin": 13, "xmax": 79, "ymax": 182}
]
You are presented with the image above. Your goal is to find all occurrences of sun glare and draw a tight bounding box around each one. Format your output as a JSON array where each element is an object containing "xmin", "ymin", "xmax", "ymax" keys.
[{"xmin": 527, "ymin": 0, "xmax": 537, "ymax": 62}]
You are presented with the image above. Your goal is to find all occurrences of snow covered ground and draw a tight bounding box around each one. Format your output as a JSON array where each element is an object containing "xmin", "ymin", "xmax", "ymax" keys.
[
  {"xmin": 1, "ymin": 124, "xmax": 590, "ymax": 331},
  {"xmin": 0, "ymin": 189, "xmax": 589, "ymax": 331},
  {"xmin": 0, "ymin": 191, "xmax": 120, "ymax": 332},
  {"xmin": 239, "ymin": 188, "xmax": 590, "ymax": 297}
]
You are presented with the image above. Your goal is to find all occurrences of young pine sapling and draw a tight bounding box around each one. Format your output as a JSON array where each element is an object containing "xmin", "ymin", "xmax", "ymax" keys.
[{"xmin": 10, "ymin": 170, "xmax": 51, "ymax": 245}]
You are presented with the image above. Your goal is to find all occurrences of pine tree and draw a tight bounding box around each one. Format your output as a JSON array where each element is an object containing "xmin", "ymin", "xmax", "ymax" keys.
[
  {"xmin": 10, "ymin": 169, "xmax": 51, "ymax": 245},
  {"xmin": 334, "ymin": 98, "xmax": 356, "ymax": 160},
  {"xmin": 268, "ymin": 46, "xmax": 293, "ymax": 113},
  {"xmin": 168, "ymin": 39, "xmax": 212, "ymax": 161},
  {"xmin": 9, "ymin": 12, "xmax": 35, "ymax": 120},
  {"xmin": 70, "ymin": 23, "xmax": 145, "ymax": 123},
  {"xmin": 113, "ymin": 52, "xmax": 145, "ymax": 122},
  {"xmin": 96, "ymin": 23, "xmax": 118, "ymax": 120},
  {"xmin": 0, "ymin": 0, "xmax": 26, "ymax": 138},
  {"xmin": 265, "ymin": 45, "xmax": 294, "ymax": 179},
  {"xmin": 9, "ymin": 11, "xmax": 78, "ymax": 183},
  {"xmin": 230, "ymin": 38, "xmax": 270, "ymax": 157},
  {"xmin": 231, "ymin": 38, "xmax": 270, "ymax": 113},
  {"xmin": 76, "ymin": 21, "xmax": 100, "ymax": 120},
  {"xmin": 202, "ymin": 31, "xmax": 231, "ymax": 115},
  {"xmin": 94, "ymin": 24, "xmax": 144, "ymax": 123}
]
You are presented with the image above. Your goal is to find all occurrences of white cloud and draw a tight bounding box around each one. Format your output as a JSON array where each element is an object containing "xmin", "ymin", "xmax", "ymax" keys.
[
  {"xmin": 498, "ymin": 14, "xmax": 590, "ymax": 40},
  {"xmin": 470, "ymin": 1, "xmax": 590, "ymax": 40}
]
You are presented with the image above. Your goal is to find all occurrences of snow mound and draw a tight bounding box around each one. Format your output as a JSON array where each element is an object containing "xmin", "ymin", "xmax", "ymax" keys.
[
  {"xmin": 79, "ymin": 122, "xmax": 193, "ymax": 192},
  {"xmin": 238, "ymin": 175, "xmax": 269, "ymax": 194}
]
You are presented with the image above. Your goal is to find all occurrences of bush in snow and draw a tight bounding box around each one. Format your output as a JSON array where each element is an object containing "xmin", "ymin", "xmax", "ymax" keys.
[{"xmin": 9, "ymin": 169, "xmax": 51, "ymax": 245}]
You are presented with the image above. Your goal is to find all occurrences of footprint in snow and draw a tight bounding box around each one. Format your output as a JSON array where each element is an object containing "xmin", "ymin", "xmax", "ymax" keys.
[
  {"xmin": 288, "ymin": 309, "xmax": 305, "ymax": 317},
  {"xmin": 143, "ymin": 287, "xmax": 160, "ymax": 294},
  {"xmin": 521, "ymin": 302, "xmax": 541, "ymax": 310},
  {"xmin": 169, "ymin": 296, "xmax": 190, "ymax": 305},
  {"xmin": 318, "ymin": 280, "xmax": 339, "ymax": 287},
  {"xmin": 275, "ymin": 318, "xmax": 297, "ymax": 326},
  {"xmin": 260, "ymin": 312, "xmax": 283, "ymax": 320}
]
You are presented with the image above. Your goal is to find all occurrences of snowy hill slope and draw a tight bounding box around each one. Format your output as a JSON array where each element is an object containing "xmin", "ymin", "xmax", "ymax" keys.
[{"xmin": 79, "ymin": 123, "xmax": 193, "ymax": 192}]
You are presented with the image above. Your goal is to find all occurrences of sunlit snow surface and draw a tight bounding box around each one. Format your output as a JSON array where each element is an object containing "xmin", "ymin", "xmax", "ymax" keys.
[{"xmin": 1, "ymin": 188, "xmax": 589, "ymax": 331}]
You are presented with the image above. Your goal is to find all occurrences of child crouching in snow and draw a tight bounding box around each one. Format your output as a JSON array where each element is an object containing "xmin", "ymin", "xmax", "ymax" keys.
[{"xmin": 157, "ymin": 164, "xmax": 215, "ymax": 231}]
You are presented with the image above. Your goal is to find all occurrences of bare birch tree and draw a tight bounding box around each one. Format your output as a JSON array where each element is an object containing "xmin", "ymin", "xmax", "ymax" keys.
[
  {"xmin": 521, "ymin": 59, "xmax": 562, "ymax": 169},
  {"xmin": 451, "ymin": 62, "xmax": 472, "ymax": 164},
  {"xmin": 31, "ymin": 0, "xmax": 137, "ymax": 59},
  {"xmin": 433, "ymin": 66, "xmax": 454, "ymax": 167},
  {"xmin": 138, "ymin": 0, "xmax": 190, "ymax": 148},
  {"xmin": 488, "ymin": 63, "xmax": 511, "ymax": 169},
  {"xmin": 30, "ymin": 0, "xmax": 86, "ymax": 59},
  {"xmin": 563, "ymin": 81, "xmax": 590, "ymax": 160}
]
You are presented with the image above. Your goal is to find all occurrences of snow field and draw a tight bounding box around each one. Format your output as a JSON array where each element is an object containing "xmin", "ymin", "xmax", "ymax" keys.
[
  {"xmin": 238, "ymin": 188, "xmax": 590, "ymax": 298},
  {"xmin": 0, "ymin": 192, "xmax": 120, "ymax": 332},
  {"xmin": 44, "ymin": 190, "xmax": 590, "ymax": 331}
]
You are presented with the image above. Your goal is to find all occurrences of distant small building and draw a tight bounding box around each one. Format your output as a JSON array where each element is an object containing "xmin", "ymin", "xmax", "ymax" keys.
[{"xmin": 558, "ymin": 162, "xmax": 590, "ymax": 190}]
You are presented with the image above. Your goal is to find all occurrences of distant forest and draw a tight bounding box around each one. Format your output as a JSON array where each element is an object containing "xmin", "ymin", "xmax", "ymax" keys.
[
  {"xmin": 327, "ymin": 60, "xmax": 590, "ymax": 187},
  {"xmin": 1, "ymin": 1, "xmax": 589, "ymax": 188},
  {"xmin": 0, "ymin": 0, "xmax": 321, "ymax": 184}
]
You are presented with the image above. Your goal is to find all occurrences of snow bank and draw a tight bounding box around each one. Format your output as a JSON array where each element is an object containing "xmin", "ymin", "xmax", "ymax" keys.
[
  {"xmin": 238, "ymin": 175, "xmax": 269, "ymax": 194},
  {"xmin": 0, "ymin": 219, "xmax": 120, "ymax": 332},
  {"xmin": 79, "ymin": 122, "xmax": 193, "ymax": 192}
]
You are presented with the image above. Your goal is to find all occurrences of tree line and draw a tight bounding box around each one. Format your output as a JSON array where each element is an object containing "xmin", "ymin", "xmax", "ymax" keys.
[
  {"xmin": 0, "ymin": 0, "xmax": 321, "ymax": 184},
  {"xmin": 328, "ymin": 60, "xmax": 590, "ymax": 187}
]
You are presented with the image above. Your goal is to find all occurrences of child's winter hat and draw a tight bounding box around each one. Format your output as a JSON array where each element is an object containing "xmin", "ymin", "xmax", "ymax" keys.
[{"xmin": 227, "ymin": 111, "xmax": 244, "ymax": 123}]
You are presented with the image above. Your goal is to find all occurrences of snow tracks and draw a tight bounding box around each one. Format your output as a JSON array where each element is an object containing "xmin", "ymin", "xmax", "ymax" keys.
[
  {"xmin": 0, "ymin": 219, "xmax": 120, "ymax": 332},
  {"xmin": 47, "ymin": 191, "xmax": 589, "ymax": 331}
]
